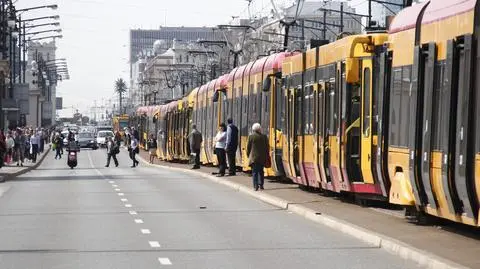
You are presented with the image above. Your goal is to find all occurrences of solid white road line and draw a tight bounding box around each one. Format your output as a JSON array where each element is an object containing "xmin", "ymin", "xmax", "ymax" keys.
[
  {"xmin": 118, "ymin": 193, "xmax": 124, "ymax": 196},
  {"xmin": 158, "ymin": 258, "xmax": 172, "ymax": 265},
  {"xmin": 129, "ymin": 211, "xmax": 137, "ymax": 215},
  {"xmin": 125, "ymin": 204, "xmax": 132, "ymax": 208},
  {"xmin": 149, "ymin": 241, "xmax": 161, "ymax": 248},
  {"xmin": 134, "ymin": 219, "xmax": 144, "ymax": 224},
  {"xmin": 141, "ymin": 229, "xmax": 151, "ymax": 234},
  {"xmin": 121, "ymin": 198, "xmax": 128, "ymax": 202}
]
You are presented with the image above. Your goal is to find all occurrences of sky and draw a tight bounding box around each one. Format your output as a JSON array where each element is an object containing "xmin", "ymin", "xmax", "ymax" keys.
[{"xmin": 13, "ymin": 0, "xmax": 377, "ymax": 118}]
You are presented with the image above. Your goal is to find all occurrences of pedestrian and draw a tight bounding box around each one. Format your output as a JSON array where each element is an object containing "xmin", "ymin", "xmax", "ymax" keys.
[
  {"xmin": 38, "ymin": 128, "xmax": 45, "ymax": 153},
  {"xmin": 53, "ymin": 134, "xmax": 63, "ymax": 159},
  {"xmin": 105, "ymin": 136, "xmax": 119, "ymax": 167},
  {"xmin": 225, "ymin": 118, "xmax": 239, "ymax": 176},
  {"xmin": 129, "ymin": 134, "xmax": 139, "ymax": 168},
  {"xmin": 247, "ymin": 123, "xmax": 269, "ymax": 191},
  {"xmin": 25, "ymin": 132, "xmax": 31, "ymax": 162},
  {"xmin": 30, "ymin": 131, "xmax": 39, "ymax": 163},
  {"xmin": 114, "ymin": 131, "xmax": 122, "ymax": 146},
  {"xmin": 213, "ymin": 123, "xmax": 227, "ymax": 177},
  {"xmin": 147, "ymin": 133, "xmax": 157, "ymax": 164},
  {"xmin": 14, "ymin": 129, "xmax": 25, "ymax": 166},
  {"xmin": 0, "ymin": 131, "xmax": 6, "ymax": 168},
  {"xmin": 188, "ymin": 124, "xmax": 203, "ymax": 169},
  {"xmin": 5, "ymin": 132, "xmax": 14, "ymax": 165}
]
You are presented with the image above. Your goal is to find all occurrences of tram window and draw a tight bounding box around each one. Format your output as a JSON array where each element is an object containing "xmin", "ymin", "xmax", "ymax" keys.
[
  {"xmin": 399, "ymin": 66, "xmax": 411, "ymax": 147},
  {"xmin": 334, "ymin": 70, "xmax": 340, "ymax": 133},
  {"xmin": 432, "ymin": 62, "xmax": 445, "ymax": 150},
  {"xmin": 277, "ymin": 79, "xmax": 285, "ymax": 131},
  {"xmin": 318, "ymin": 88, "xmax": 324, "ymax": 136},
  {"xmin": 363, "ymin": 68, "xmax": 371, "ymax": 136},
  {"xmin": 304, "ymin": 85, "xmax": 314, "ymax": 135},
  {"xmin": 389, "ymin": 68, "xmax": 402, "ymax": 146}
]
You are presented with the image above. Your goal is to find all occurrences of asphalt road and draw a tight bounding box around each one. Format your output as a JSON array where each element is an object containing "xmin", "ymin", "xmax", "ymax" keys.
[{"xmin": 0, "ymin": 148, "xmax": 425, "ymax": 269}]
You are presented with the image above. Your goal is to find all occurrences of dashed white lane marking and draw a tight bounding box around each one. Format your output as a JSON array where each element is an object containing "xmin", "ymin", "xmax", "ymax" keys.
[
  {"xmin": 141, "ymin": 229, "xmax": 151, "ymax": 234},
  {"xmin": 118, "ymin": 193, "xmax": 124, "ymax": 196},
  {"xmin": 112, "ymin": 184, "xmax": 118, "ymax": 187},
  {"xmin": 158, "ymin": 258, "xmax": 172, "ymax": 265},
  {"xmin": 121, "ymin": 198, "xmax": 128, "ymax": 202},
  {"xmin": 129, "ymin": 211, "xmax": 137, "ymax": 215},
  {"xmin": 125, "ymin": 204, "xmax": 132, "ymax": 208},
  {"xmin": 149, "ymin": 241, "xmax": 161, "ymax": 248},
  {"xmin": 108, "ymin": 181, "xmax": 115, "ymax": 184},
  {"xmin": 134, "ymin": 219, "xmax": 144, "ymax": 224},
  {"xmin": 115, "ymin": 188, "xmax": 121, "ymax": 192}
]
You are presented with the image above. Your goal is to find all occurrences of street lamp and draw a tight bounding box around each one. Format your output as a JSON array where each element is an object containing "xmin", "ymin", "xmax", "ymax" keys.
[
  {"xmin": 22, "ymin": 15, "xmax": 60, "ymax": 23},
  {"xmin": 25, "ymin": 29, "xmax": 62, "ymax": 36},
  {"xmin": 27, "ymin": 34, "xmax": 62, "ymax": 41},
  {"xmin": 24, "ymin": 22, "xmax": 60, "ymax": 30},
  {"xmin": 17, "ymin": 5, "xmax": 58, "ymax": 12}
]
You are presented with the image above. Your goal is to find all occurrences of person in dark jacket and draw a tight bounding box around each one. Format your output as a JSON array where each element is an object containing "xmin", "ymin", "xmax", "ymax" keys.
[
  {"xmin": 147, "ymin": 133, "xmax": 157, "ymax": 164},
  {"xmin": 188, "ymin": 124, "xmax": 203, "ymax": 169},
  {"xmin": 225, "ymin": 118, "xmax": 238, "ymax": 176},
  {"xmin": 247, "ymin": 123, "xmax": 269, "ymax": 191},
  {"xmin": 105, "ymin": 136, "xmax": 119, "ymax": 167}
]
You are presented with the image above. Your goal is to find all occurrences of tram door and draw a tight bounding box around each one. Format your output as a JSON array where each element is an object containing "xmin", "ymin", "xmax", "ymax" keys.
[
  {"xmin": 286, "ymin": 87, "xmax": 299, "ymax": 179},
  {"xmin": 361, "ymin": 58, "xmax": 375, "ymax": 184},
  {"xmin": 314, "ymin": 82, "xmax": 329, "ymax": 186}
]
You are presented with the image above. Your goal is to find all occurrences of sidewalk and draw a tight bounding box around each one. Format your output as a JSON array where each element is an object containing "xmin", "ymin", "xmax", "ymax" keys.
[
  {"xmin": 137, "ymin": 150, "xmax": 478, "ymax": 269},
  {"xmin": 0, "ymin": 146, "xmax": 50, "ymax": 182}
]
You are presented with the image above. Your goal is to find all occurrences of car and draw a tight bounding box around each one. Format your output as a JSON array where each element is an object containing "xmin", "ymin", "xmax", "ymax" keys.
[
  {"xmin": 62, "ymin": 130, "xmax": 77, "ymax": 146},
  {"xmin": 77, "ymin": 132, "xmax": 98, "ymax": 149},
  {"xmin": 96, "ymin": 130, "xmax": 114, "ymax": 147}
]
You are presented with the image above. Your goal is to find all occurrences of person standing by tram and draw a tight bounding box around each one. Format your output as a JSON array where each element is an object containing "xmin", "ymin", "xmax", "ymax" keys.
[
  {"xmin": 225, "ymin": 118, "xmax": 238, "ymax": 176},
  {"xmin": 247, "ymin": 123, "xmax": 269, "ymax": 191},
  {"xmin": 189, "ymin": 124, "xmax": 203, "ymax": 169},
  {"xmin": 213, "ymin": 123, "xmax": 227, "ymax": 177}
]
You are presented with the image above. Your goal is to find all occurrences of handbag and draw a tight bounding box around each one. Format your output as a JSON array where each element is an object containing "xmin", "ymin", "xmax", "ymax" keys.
[{"xmin": 265, "ymin": 153, "xmax": 272, "ymax": 168}]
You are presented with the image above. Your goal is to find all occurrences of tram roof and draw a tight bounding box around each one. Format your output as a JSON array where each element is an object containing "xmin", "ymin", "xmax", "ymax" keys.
[
  {"xmin": 421, "ymin": 0, "xmax": 476, "ymax": 25},
  {"xmin": 389, "ymin": 1, "xmax": 429, "ymax": 34}
]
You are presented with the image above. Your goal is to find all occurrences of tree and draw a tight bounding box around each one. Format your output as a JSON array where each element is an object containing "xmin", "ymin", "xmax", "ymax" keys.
[{"xmin": 115, "ymin": 78, "xmax": 127, "ymax": 115}]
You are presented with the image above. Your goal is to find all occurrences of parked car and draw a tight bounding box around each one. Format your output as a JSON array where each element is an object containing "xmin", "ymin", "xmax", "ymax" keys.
[
  {"xmin": 96, "ymin": 130, "xmax": 114, "ymax": 147},
  {"xmin": 77, "ymin": 132, "xmax": 98, "ymax": 149}
]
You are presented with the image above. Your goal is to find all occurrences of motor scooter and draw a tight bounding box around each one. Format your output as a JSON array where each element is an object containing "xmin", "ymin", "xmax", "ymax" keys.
[{"xmin": 67, "ymin": 141, "xmax": 78, "ymax": 169}]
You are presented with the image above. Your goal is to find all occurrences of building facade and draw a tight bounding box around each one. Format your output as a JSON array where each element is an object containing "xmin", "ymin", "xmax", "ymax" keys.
[{"xmin": 25, "ymin": 41, "xmax": 57, "ymax": 127}]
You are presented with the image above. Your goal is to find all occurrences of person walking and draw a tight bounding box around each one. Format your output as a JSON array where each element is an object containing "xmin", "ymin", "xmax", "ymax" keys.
[
  {"xmin": 225, "ymin": 118, "xmax": 239, "ymax": 176},
  {"xmin": 0, "ymin": 131, "xmax": 6, "ymax": 168},
  {"xmin": 213, "ymin": 123, "xmax": 227, "ymax": 177},
  {"xmin": 114, "ymin": 131, "xmax": 122, "ymax": 147},
  {"xmin": 53, "ymin": 134, "xmax": 63, "ymax": 159},
  {"xmin": 188, "ymin": 124, "xmax": 203, "ymax": 169},
  {"xmin": 130, "ymin": 134, "xmax": 139, "ymax": 168},
  {"xmin": 105, "ymin": 136, "xmax": 119, "ymax": 167},
  {"xmin": 14, "ymin": 129, "xmax": 25, "ymax": 166},
  {"xmin": 247, "ymin": 123, "xmax": 269, "ymax": 191},
  {"xmin": 5, "ymin": 132, "xmax": 14, "ymax": 165},
  {"xmin": 147, "ymin": 134, "xmax": 157, "ymax": 164},
  {"xmin": 30, "ymin": 131, "xmax": 39, "ymax": 163},
  {"xmin": 39, "ymin": 128, "xmax": 45, "ymax": 153}
]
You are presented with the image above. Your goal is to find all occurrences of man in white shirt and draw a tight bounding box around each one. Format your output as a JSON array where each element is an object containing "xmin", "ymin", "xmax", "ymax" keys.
[{"xmin": 30, "ymin": 132, "xmax": 40, "ymax": 163}]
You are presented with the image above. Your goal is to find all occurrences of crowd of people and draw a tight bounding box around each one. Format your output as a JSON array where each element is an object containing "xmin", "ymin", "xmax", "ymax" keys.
[
  {"xmin": 188, "ymin": 119, "xmax": 270, "ymax": 191},
  {"xmin": 0, "ymin": 127, "xmax": 52, "ymax": 168}
]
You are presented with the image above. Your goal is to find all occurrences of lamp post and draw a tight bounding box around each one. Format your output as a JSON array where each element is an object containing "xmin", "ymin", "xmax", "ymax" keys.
[{"xmin": 16, "ymin": 5, "xmax": 58, "ymax": 12}]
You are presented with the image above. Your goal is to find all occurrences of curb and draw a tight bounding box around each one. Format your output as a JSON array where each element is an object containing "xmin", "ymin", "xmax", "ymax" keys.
[
  {"xmin": 136, "ymin": 153, "xmax": 469, "ymax": 269},
  {"xmin": 0, "ymin": 145, "xmax": 51, "ymax": 181}
]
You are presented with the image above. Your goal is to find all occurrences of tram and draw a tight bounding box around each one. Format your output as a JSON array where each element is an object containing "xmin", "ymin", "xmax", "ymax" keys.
[{"xmin": 148, "ymin": 0, "xmax": 480, "ymax": 227}]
